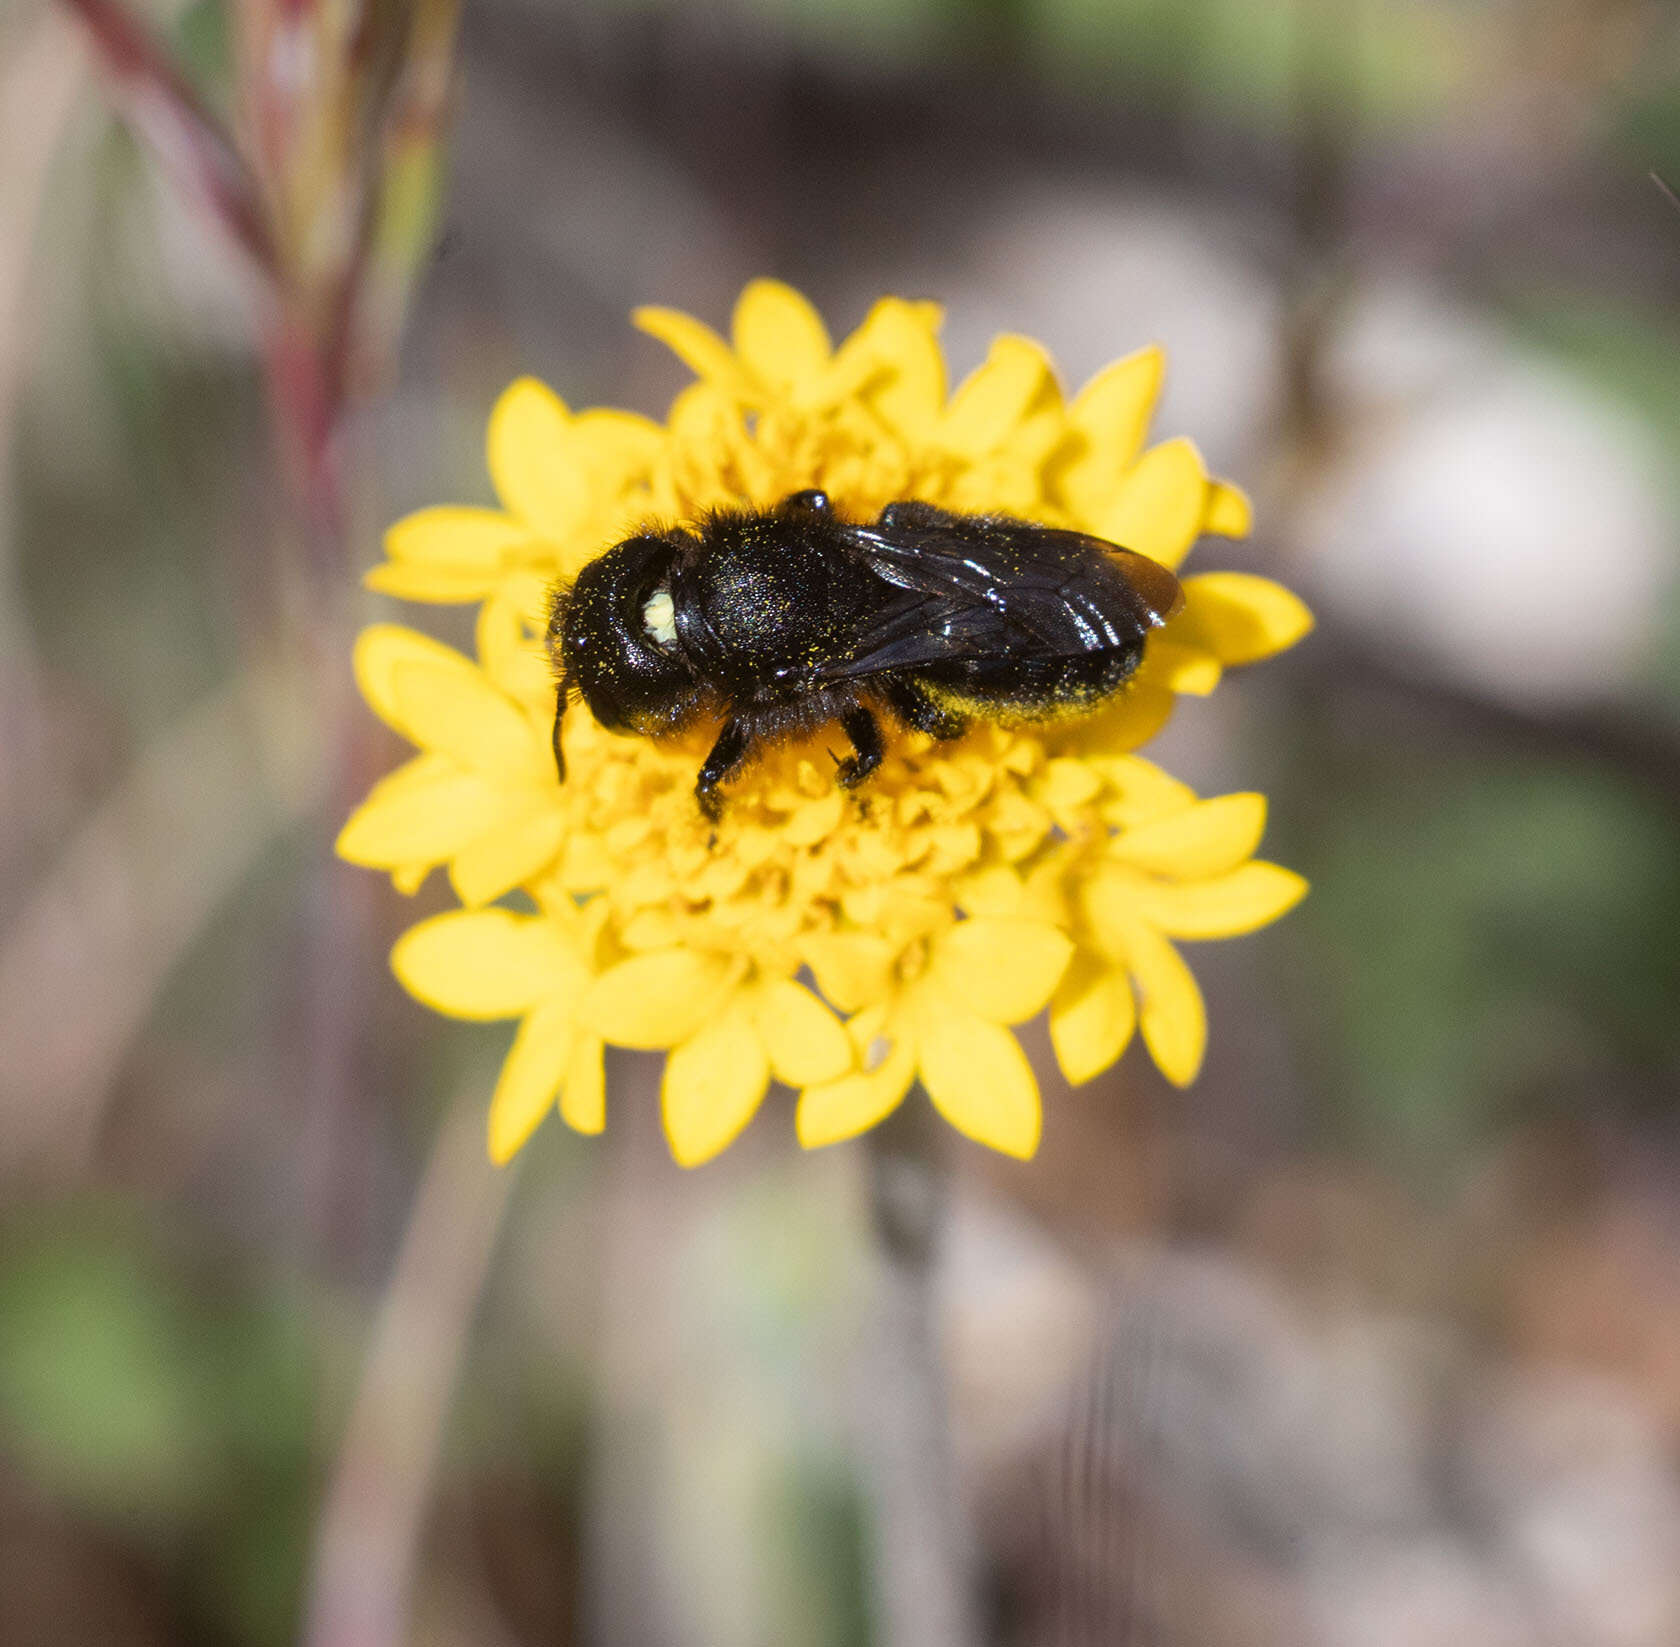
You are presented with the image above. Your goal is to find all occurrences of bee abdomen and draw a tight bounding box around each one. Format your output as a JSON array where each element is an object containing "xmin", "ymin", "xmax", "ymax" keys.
[{"xmin": 919, "ymin": 640, "xmax": 1145, "ymax": 716}]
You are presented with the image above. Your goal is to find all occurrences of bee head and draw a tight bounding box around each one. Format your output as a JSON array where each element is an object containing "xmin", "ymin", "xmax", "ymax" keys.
[{"xmin": 552, "ymin": 531, "xmax": 705, "ymax": 734}]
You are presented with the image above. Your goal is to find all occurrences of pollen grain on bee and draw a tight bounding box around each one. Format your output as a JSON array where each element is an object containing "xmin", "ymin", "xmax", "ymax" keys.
[{"xmin": 642, "ymin": 585, "xmax": 679, "ymax": 650}]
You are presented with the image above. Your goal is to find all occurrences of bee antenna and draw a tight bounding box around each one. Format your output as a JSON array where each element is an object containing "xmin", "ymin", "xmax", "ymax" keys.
[{"xmin": 551, "ymin": 675, "xmax": 569, "ymax": 783}]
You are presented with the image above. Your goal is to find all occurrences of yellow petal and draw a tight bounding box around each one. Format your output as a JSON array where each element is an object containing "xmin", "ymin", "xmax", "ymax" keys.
[
  {"xmin": 666, "ymin": 380, "xmax": 748, "ymax": 456},
  {"xmin": 448, "ymin": 803, "xmax": 568, "ymax": 907},
  {"xmin": 1109, "ymin": 793, "xmax": 1267, "ymax": 879},
  {"xmin": 476, "ymin": 577, "xmax": 555, "ymax": 705},
  {"xmin": 392, "ymin": 908, "xmax": 580, "ymax": 1020},
  {"xmin": 1081, "ymin": 866, "xmax": 1146, "ymax": 961},
  {"xmin": 917, "ymin": 1008, "xmax": 1041, "ymax": 1158},
  {"xmin": 1203, "ymin": 481, "xmax": 1252, "ymax": 538},
  {"xmin": 1067, "ymin": 679, "xmax": 1175, "ymax": 757},
  {"xmin": 1114, "ymin": 862, "xmax": 1308, "ymax": 939},
  {"xmin": 926, "ymin": 917, "xmax": 1072, "ymax": 1024},
  {"xmin": 559, "ymin": 1035, "xmax": 606, "ymax": 1134},
  {"xmin": 953, "ymin": 864, "xmax": 1025, "ymax": 918},
  {"xmin": 956, "ymin": 860, "xmax": 1069, "ymax": 927},
  {"xmin": 487, "ymin": 377, "xmax": 591, "ymax": 542},
  {"xmin": 818, "ymin": 304, "xmax": 898, "ymax": 401},
  {"xmin": 1142, "ymin": 639, "xmax": 1222, "ymax": 696},
  {"xmin": 385, "ymin": 505, "xmax": 531, "ymax": 569},
  {"xmin": 584, "ymin": 949, "xmax": 734, "ymax": 1048},
  {"xmin": 661, "ymin": 999, "xmax": 770, "ymax": 1166},
  {"xmin": 388, "ymin": 656, "xmax": 548, "ymax": 780},
  {"xmin": 796, "ymin": 1005, "xmax": 916, "ymax": 1149},
  {"xmin": 731, "ymin": 279, "xmax": 831, "ymax": 397},
  {"xmin": 336, "ymin": 758, "xmax": 506, "ymax": 868},
  {"xmin": 353, "ymin": 625, "xmax": 479, "ymax": 735},
  {"xmin": 941, "ymin": 335, "xmax": 1055, "ymax": 456},
  {"xmin": 986, "ymin": 788, "xmax": 1053, "ymax": 862},
  {"xmin": 802, "ymin": 933, "xmax": 897, "ymax": 1013},
  {"xmin": 570, "ymin": 408, "xmax": 666, "ymax": 477},
  {"xmin": 559, "ymin": 828, "xmax": 614, "ymax": 894},
  {"xmin": 1175, "ymin": 573, "xmax": 1314, "ymax": 665},
  {"xmin": 488, "ymin": 998, "xmax": 575, "ymax": 1163},
  {"xmin": 1120, "ymin": 921, "xmax": 1205, "ymax": 1086},
  {"xmin": 1092, "ymin": 437, "xmax": 1208, "ymax": 571},
  {"xmin": 753, "ymin": 977, "xmax": 852, "ymax": 1086},
  {"xmin": 1049, "ymin": 957, "xmax": 1136, "ymax": 1086},
  {"xmin": 1033, "ymin": 758, "xmax": 1103, "ymax": 813},
  {"xmin": 781, "ymin": 788, "xmax": 844, "ymax": 847},
  {"xmin": 633, "ymin": 305, "xmax": 754, "ymax": 400},
  {"xmin": 364, "ymin": 561, "xmax": 502, "ymax": 602},
  {"xmin": 1092, "ymin": 754, "xmax": 1198, "ymax": 826},
  {"xmin": 1057, "ymin": 346, "xmax": 1165, "ymax": 519},
  {"xmin": 847, "ymin": 298, "xmax": 946, "ymax": 435}
]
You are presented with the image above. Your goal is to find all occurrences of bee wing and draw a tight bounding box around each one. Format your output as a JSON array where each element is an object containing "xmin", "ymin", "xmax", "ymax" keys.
[{"xmin": 820, "ymin": 516, "xmax": 1182, "ymax": 681}]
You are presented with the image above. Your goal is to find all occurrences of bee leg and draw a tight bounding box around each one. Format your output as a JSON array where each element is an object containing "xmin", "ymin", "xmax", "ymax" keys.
[
  {"xmin": 696, "ymin": 716, "xmax": 752, "ymax": 821},
  {"xmin": 880, "ymin": 677, "xmax": 966, "ymax": 742},
  {"xmin": 835, "ymin": 704, "xmax": 884, "ymax": 789},
  {"xmin": 550, "ymin": 686, "xmax": 567, "ymax": 782}
]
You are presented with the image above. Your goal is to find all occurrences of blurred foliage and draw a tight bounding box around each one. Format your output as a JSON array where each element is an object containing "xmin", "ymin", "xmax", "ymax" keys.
[
  {"xmin": 1031, "ymin": 0, "xmax": 1467, "ymax": 121},
  {"xmin": 1502, "ymin": 292, "xmax": 1680, "ymax": 715},
  {"xmin": 1283, "ymin": 742, "xmax": 1680, "ymax": 1170},
  {"xmin": 0, "ymin": 1206, "xmax": 318, "ymax": 1646},
  {"xmin": 173, "ymin": 0, "xmax": 232, "ymax": 101},
  {"xmin": 572, "ymin": 0, "xmax": 1474, "ymax": 121},
  {"xmin": 1614, "ymin": 80, "xmax": 1680, "ymax": 188},
  {"xmin": 1507, "ymin": 297, "xmax": 1680, "ymax": 459},
  {"xmin": 16, "ymin": 348, "xmax": 261, "ymax": 737},
  {"xmin": 765, "ymin": 1465, "xmax": 870, "ymax": 1647}
]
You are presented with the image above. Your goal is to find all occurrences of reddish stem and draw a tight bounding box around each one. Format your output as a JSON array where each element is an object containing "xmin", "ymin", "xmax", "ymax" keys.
[
  {"xmin": 264, "ymin": 308, "xmax": 345, "ymax": 555},
  {"xmin": 58, "ymin": 0, "xmax": 278, "ymax": 279}
]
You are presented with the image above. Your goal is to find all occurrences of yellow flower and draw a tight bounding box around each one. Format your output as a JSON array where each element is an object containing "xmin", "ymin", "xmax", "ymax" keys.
[
  {"xmin": 798, "ymin": 916, "xmax": 1075, "ymax": 1159},
  {"xmin": 1047, "ymin": 774, "xmax": 1304, "ymax": 1088},
  {"xmin": 587, "ymin": 954, "xmax": 853, "ymax": 1167},
  {"xmin": 342, "ymin": 280, "xmax": 1312, "ymax": 1165},
  {"xmin": 335, "ymin": 611, "xmax": 559, "ymax": 903},
  {"xmin": 391, "ymin": 888, "xmax": 608, "ymax": 1162}
]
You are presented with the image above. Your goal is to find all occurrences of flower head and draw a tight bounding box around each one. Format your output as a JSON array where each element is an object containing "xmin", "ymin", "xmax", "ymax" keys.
[{"xmin": 341, "ymin": 281, "xmax": 1311, "ymax": 1166}]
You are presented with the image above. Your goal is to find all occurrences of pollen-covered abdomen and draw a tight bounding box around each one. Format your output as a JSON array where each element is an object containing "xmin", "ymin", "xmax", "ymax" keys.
[{"xmin": 918, "ymin": 638, "xmax": 1147, "ymax": 721}]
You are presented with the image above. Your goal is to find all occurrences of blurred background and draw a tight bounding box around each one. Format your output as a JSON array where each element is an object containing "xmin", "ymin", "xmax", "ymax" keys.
[{"xmin": 3, "ymin": 0, "xmax": 1680, "ymax": 1642}]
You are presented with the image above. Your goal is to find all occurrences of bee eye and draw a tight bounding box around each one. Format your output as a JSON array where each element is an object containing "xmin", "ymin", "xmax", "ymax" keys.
[{"xmin": 642, "ymin": 582, "xmax": 678, "ymax": 651}]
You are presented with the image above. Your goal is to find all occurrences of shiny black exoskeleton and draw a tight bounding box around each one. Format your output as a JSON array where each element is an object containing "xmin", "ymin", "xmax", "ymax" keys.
[{"xmin": 548, "ymin": 490, "xmax": 1182, "ymax": 820}]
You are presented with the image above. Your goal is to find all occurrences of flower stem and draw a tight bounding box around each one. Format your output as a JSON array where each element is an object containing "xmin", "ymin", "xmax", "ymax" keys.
[
  {"xmin": 861, "ymin": 1094, "xmax": 983, "ymax": 1647},
  {"xmin": 300, "ymin": 1084, "xmax": 516, "ymax": 1647},
  {"xmin": 57, "ymin": 0, "xmax": 278, "ymax": 276}
]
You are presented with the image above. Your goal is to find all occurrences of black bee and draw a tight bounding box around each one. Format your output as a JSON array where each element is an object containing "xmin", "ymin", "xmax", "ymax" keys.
[{"xmin": 547, "ymin": 490, "xmax": 1182, "ymax": 820}]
